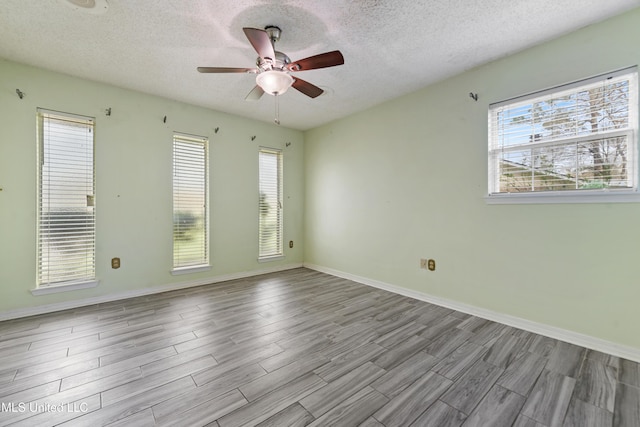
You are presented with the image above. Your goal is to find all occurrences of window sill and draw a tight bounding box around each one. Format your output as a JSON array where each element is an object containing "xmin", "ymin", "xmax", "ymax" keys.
[
  {"xmin": 31, "ymin": 279, "xmax": 99, "ymax": 296},
  {"xmin": 485, "ymin": 190, "xmax": 640, "ymax": 205},
  {"xmin": 258, "ymin": 255, "xmax": 285, "ymax": 263},
  {"xmin": 171, "ymin": 265, "xmax": 211, "ymax": 276}
]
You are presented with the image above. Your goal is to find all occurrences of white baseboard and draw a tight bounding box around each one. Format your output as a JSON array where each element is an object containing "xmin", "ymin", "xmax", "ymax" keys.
[
  {"xmin": 0, "ymin": 263, "xmax": 303, "ymax": 322},
  {"xmin": 303, "ymin": 262, "xmax": 640, "ymax": 363}
]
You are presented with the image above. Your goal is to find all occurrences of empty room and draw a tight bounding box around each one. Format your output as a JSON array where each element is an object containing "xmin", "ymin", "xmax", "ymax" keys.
[{"xmin": 1, "ymin": 1, "xmax": 640, "ymax": 426}]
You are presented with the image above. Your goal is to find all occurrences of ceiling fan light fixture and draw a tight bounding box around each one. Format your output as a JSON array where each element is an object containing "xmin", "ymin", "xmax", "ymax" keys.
[{"xmin": 256, "ymin": 70, "xmax": 294, "ymax": 96}]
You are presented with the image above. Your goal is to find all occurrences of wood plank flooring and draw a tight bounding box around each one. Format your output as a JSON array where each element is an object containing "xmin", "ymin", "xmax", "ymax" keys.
[{"xmin": 0, "ymin": 268, "xmax": 638, "ymax": 426}]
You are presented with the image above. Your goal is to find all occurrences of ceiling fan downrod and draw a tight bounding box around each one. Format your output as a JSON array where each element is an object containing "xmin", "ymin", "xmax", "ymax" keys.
[{"xmin": 264, "ymin": 26, "xmax": 282, "ymax": 46}]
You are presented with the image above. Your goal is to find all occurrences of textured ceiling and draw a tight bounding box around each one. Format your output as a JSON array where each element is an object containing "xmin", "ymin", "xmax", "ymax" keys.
[{"xmin": 1, "ymin": 0, "xmax": 639, "ymax": 130}]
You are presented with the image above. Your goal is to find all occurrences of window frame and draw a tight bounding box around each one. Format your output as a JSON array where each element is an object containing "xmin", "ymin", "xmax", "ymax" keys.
[
  {"xmin": 486, "ymin": 67, "xmax": 640, "ymax": 204},
  {"xmin": 258, "ymin": 147, "xmax": 284, "ymax": 261},
  {"xmin": 171, "ymin": 132, "xmax": 210, "ymax": 273},
  {"xmin": 35, "ymin": 108, "xmax": 97, "ymax": 290}
]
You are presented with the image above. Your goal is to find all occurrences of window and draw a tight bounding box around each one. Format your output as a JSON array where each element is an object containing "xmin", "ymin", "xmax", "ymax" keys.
[
  {"xmin": 258, "ymin": 147, "xmax": 283, "ymax": 259},
  {"xmin": 488, "ymin": 67, "xmax": 638, "ymax": 203},
  {"xmin": 172, "ymin": 133, "xmax": 209, "ymax": 270},
  {"xmin": 37, "ymin": 109, "xmax": 95, "ymax": 287}
]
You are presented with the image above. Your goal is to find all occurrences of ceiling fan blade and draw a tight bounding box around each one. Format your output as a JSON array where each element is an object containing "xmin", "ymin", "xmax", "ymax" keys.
[
  {"xmin": 245, "ymin": 85, "xmax": 265, "ymax": 101},
  {"xmin": 197, "ymin": 67, "xmax": 256, "ymax": 73},
  {"xmin": 292, "ymin": 78, "xmax": 324, "ymax": 98},
  {"xmin": 288, "ymin": 50, "xmax": 344, "ymax": 71},
  {"xmin": 242, "ymin": 27, "xmax": 276, "ymax": 61}
]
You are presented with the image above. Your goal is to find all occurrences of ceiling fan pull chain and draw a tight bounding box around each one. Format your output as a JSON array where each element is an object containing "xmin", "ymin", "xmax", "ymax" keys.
[{"xmin": 274, "ymin": 94, "xmax": 280, "ymax": 125}]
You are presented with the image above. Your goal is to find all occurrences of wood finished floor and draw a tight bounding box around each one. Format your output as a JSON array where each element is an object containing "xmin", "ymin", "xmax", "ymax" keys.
[{"xmin": 0, "ymin": 268, "xmax": 638, "ymax": 427}]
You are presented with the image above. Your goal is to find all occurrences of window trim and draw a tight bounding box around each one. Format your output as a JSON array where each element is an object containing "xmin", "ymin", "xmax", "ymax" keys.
[
  {"xmin": 170, "ymin": 265, "xmax": 211, "ymax": 276},
  {"xmin": 31, "ymin": 279, "xmax": 99, "ymax": 296},
  {"xmin": 36, "ymin": 108, "xmax": 97, "ymax": 288},
  {"xmin": 171, "ymin": 132, "xmax": 210, "ymax": 272},
  {"xmin": 486, "ymin": 67, "xmax": 639, "ymax": 204},
  {"xmin": 484, "ymin": 189, "xmax": 640, "ymax": 205},
  {"xmin": 258, "ymin": 147, "xmax": 284, "ymax": 261}
]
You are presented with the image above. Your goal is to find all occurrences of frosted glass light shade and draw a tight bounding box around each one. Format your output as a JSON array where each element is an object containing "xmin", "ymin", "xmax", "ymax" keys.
[{"xmin": 256, "ymin": 71, "xmax": 294, "ymax": 95}]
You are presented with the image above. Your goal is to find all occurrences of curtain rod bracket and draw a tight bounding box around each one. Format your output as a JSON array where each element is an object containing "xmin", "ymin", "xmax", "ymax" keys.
[
  {"xmin": 251, "ymin": 136, "xmax": 256, "ymax": 141},
  {"xmin": 469, "ymin": 92, "xmax": 478, "ymax": 101},
  {"xmin": 16, "ymin": 89, "xmax": 25, "ymax": 99},
  {"xmin": 163, "ymin": 115, "xmax": 167, "ymax": 123},
  {"xmin": 105, "ymin": 107, "xmax": 112, "ymax": 116}
]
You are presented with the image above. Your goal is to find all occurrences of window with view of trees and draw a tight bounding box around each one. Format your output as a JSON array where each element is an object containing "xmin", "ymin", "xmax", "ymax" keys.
[
  {"xmin": 173, "ymin": 133, "xmax": 208, "ymax": 270},
  {"xmin": 259, "ymin": 148, "xmax": 283, "ymax": 259},
  {"xmin": 488, "ymin": 68, "xmax": 638, "ymax": 199},
  {"xmin": 37, "ymin": 109, "xmax": 96, "ymax": 287}
]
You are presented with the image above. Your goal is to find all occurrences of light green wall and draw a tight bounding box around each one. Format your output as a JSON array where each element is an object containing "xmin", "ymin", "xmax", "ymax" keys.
[
  {"xmin": 2, "ymin": 9, "xmax": 639, "ymax": 351},
  {"xmin": 304, "ymin": 9, "xmax": 640, "ymax": 349},
  {"xmin": 0, "ymin": 59, "xmax": 304, "ymax": 312}
]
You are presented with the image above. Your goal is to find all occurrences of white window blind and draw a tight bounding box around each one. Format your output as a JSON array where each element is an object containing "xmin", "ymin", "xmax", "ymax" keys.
[
  {"xmin": 488, "ymin": 68, "xmax": 638, "ymax": 197},
  {"xmin": 259, "ymin": 148, "xmax": 283, "ymax": 259},
  {"xmin": 173, "ymin": 133, "xmax": 209, "ymax": 269},
  {"xmin": 37, "ymin": 109, "xmax": 95, "ymax": 286}
]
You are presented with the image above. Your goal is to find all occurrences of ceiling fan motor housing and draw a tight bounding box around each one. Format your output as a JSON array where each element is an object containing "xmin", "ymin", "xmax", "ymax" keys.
[{"xmin": 257, "ymin": 51, "xmax": 291, "ymax": 71}]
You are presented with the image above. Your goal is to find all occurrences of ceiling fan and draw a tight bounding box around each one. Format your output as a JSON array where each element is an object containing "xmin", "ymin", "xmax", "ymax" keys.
[{"xmin": 197, "ymin": 26, "xmax": 344, "ymax": 100}]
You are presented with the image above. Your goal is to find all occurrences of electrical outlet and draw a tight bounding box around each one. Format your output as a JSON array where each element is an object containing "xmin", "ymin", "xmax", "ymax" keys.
[
  {"xmin": 289, "ymin": 240, "xmax": 294, "ymax": 248},
  {"xmin": 420, "ymin": 258, "xmax": 428, "ymax": 269},
  {"xmin": 111, "ymin": 257, "xmax": 120, "ymax": 269},
  {"xmin": 428, "ymin": 259, "xmax": 436, "ymax": 271}
]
